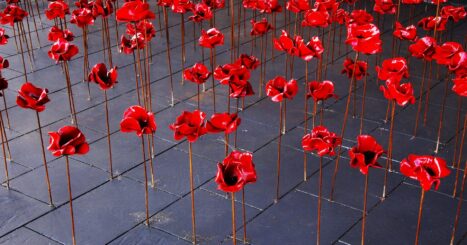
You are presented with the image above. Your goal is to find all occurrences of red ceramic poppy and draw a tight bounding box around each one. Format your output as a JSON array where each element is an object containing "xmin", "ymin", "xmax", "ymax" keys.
[
  {"xmin": 345, "ymin": 23, "xmax": 382, "ymax": 55},
  {"xmin": 418, "ymin": 16, "xmax": 448, "ymax": 32},
  {"xmin": 169, "ymin": 110, "xmax": 207, "ymax": 142},
  {"xmin": 206, "ymin": 112, "xmax": 241, "ymax": 134},
  {"xmin": 1, "ymin": 5, "xmax": 28, "ymax": 26},
  {"xmin": 48, "ymin": 126, "xmax": 90, "ymax": 157},
  {"xmin": 301, "ymin": 8, "xmax": 330, "ymax": 28},
  {"xmin": 45, "ymin": 0, "xmax": 70, "ymax": 20},
  {"xmin": 441, "ymin": 5, "xmax": 466, "ymax": 22},
  {"xmin": 402, "ymin": 0, "xmax": 422, "ymax": 4},
  {"xmin": 314, "ymin": 0, "xmax": 338, "ymax": 12},
  {"xmin": 235, "ymin": 54, "xmax": 260, "ymax": 70},
  {"xmin": 216, "ymin": 64, "xmax": 254, "ymax": 98},
  {"xmin": 379, "ymin": 80, "xmax": 416, "ymax": 106},
  {"xmin": 171, "ymin": 0, "xmax": 194, "ymax": 13},
  {"xmin": 286, "ymin": 0, "xmax": 310, "ymax": 13},
  {"xmin": 214, "ymin": 63, "xmax": 239, "ymax": 81},
  {"xmin": 126, "ymin": 20, "xmax": 156, "ymax": 42},
  {"xmin": 346, "ymin": 9, "xmax": 373, "ymax": 26},
  {"xmin": 116, "ymin": 0, "xmax": 155, "ymax": 22},
  {"xmin": 393, "ymin": 21, "xmax": 417, "ymax": 42},
  {"xmin": 341, "ymin": 58, "xmax": 368, "ymax": 80},
  {"xmin": 243, "ymin": 0, "xmax": 257, "ymax": 10},
  {"xmin": 452, "ymin": 75, "xmax": 467, "ymax": 97},
  {"xmin": 265, "ymin": 76, "xmax": 298, "ymax": 102},
  {"xmin": 0, "ymin": 56, "xmax": 9, "ymax": 70},
  {"xmin": 16, "ymin": 82, "xmax": 50, "ymax": 112},
  {"xmin": 307, "ymin": 80, "xmax": 338, "ymax": 102},
  {"xmin": 333, "ymin": 9, "xmax": 348, "ymax": 25},
  {"xmin": 0, "ymin": 28, "xmax": 8, "ymax": 45},
  {"xmin": 92, "ymin": 0, "xmax": 113, "ymax": 18},
  {"xmin": 188, "ymin": 3, "xmax": 213, "ymax": 22},
  {"xmin": 70, "ymin": 8, "xmax": 95, "ymax": 28},
  {"xmin": 203, "ymin": 0, "xmax": 225, "ymax": 9},
  {"xmin": 120, "ymin": 33, "xmax": 146, "ymax": 54},
  {"xmin": 48, "ymin": 39, "xmax": 79, "ymax": 62},
  {"xmin": 88, "ymin": 63, "xmax": 118, "ymax": 90},
  {"xmin": 75, "ymin": 0, "xmax": 94, "ymax": 9},
  {"xmin": 273, "ymin": 30, "xmax": 299, "ymax": 56},
  {"xmin": 302, "ymin": 125, "xmax": 342, "ymax": 156},
  {"xmin": 215, "ymin": 151, "xmax": 257, "ymax": 192},
  {"xmin": 408, "ymin": 36, "xmax": 437, "ymax": 61},
  {"xmin": 158, "ymin": 0, "xmax": 174, "ymax": 8},
  {"xmin": 349, "ymin": 135, "xmax": 384, "ymax": 175},
  {"xmin": 433, "ymin": 42, "xmax": 464, "ymax": 66},
  {"xmin": 48, "ymin": 26, "xmax": 74, "ymax": 42},
  {"xmin": 375, "ymin": 57, "xmax": 409, "ymax": 83},
  {"xmin": 255, "ymin": 0, "xmax": 282, "ymax": 13},
  {"xmin": 250, "ymin": 18, "xmax": 273, "ymax": 36},
  {"xmin": 199, "ymin": 28, "xmax": 224, "ymax": 48},
  {"xmin": 373, "ymin": 0, "xmax": 396, "ymax": 15},
  {"xmin": 183, "ymin": 63, "xmax": 211, "ymax": 84},
  {"xmin": 449, "ymin": 51, "xmax": 467, "ymax": 77},
  {"xmin": 297, "ymin": 36, "xmax": 324, "ymax": 61},
  {"xmin": 120, "ymin": 105, "xmax": 157, "ymax": 137},
  {"xmin": 400, "ymin": 154, "xmax": 450, "ymax": 191}
]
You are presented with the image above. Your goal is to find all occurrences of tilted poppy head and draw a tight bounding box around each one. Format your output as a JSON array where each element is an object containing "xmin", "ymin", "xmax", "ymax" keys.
[
  {"xmin": 302, "ymin": 125, "xmax": 342, "ymax": 156},
  {"xmin": 16, "ymin": 82, "xmax": 50, "ymax": 112},
  {"xmin": 116, "ymin": 0, "xmax": 155, "ymax": 22},
  {"xmin": 199, "ymin": 28, "xmax": 224, "ymax": 48},
  {"xmin": 235, "ymin": 54, "xmax": 260, "ymax": 70},
  {"xmin": 379, "ymin": 80, "xmax": 416, "ymax": 106},
  {"xmin": 441, "ymin": 5, "xmax": 466, "ymax": 22},
  {"xmin": 48, "ymin": 26, "xmax": 75, "ymax": 42},
  {"xmin": 341, "ymin": 58, "xmax": 368, "ymax": 80},
  {"xmin": 70, "ymin": 8, "xmax": 95, "ymax": 28},
  {"xmin": 301, "ymin": 8, "xmax": 330, "ymax": 28},
  {"xmin": 120, "ymin": 105, "xmax": 157, "ymax": 137},
  {"xmin": 202, "ymin": 0, "xmax": 225, "ymax": 9},
  {"xmin": 307, "ymin": 80, "xmax": 338, "ymax": 102},
  {"xmin": 449, "ymin": 51, "xmax": 467, "ymax": 76},
  {"xmin": 297, "ymin": 36, "xmax": 324, "ymax": 61},
  {"xmin": 183, "ymin": 63, "xmax": 211, "ymax": 84},
  {"xmin": 349, "ymin": 135, "xmax": 385, "ymax": 175},
  {"xmin": 314, "ymin": 0, "xmax": 338, "ymax": 12},
  {"xmin": 452, "ymin": 75, "xmax": 467, "ymax": 97},
  {"xmin": 45, "ymin": 0, "xmax": 70, "ymax": 20},
  {"xmin": 250, "ymin": 18, "xmax": 273, "ymax": 36},
  {"xmin": 273, "ymin": 30, "xmax": 299, "ymax": 56},
  {"xmin": 188, "ymin": 3, "xmax": 213, "ymax": 22},
  {"xmin": 286, "ymin": 0, "xmax": 310, "ymax": 13},
  {"xmin": 346, "ymin": 9, "xmax": 373, "ymax": 26},
  {"xmin": 408, "ymin": 36, "xmax": 437, "ymax": 61},
  {"xmin": 88, "ymin": 63, "xmax": 118, "ymax": 90},
  {"xmin": 171, "ymin": 0, "xmax": 194, "ymax": 14},
  {"xmin": 265, "ymin": 76, "xmax": 298, "ymax": 102},
  {"xmin": 375, "ymin": 57, "xmax": 409, "ymax": 82},
  {"xmin": 216, "ymin": 64, "xmax": 254, "ymax": 98},
  {"xmin": 48, "ymin": 39, "xmax": 79, "ymax": 62},
  {"xmin": 126, "ymin": 20, "xmax": 156, "ymax": 42},
  {"xmin": 393, "ymin": 21, "xmax": 417, "ymax": 42},
  {"xmin": 418, "ymin": 16, "xmax": 448, "ymax": 32},
  {"xmin": 206, "ymin": 112, "xmax": 241, "ymax": 134},
  {"xmin": 400, "ymin": 154, "xmax": 450, "ymax": 191},
  {"xmin": 345, "ymin": 23, "xmax": 382, "ymax": 54},
  {"xmin": 0, "ymin": 56, "xmax": 9, "ymax": 70},
  {"xmin": 92, "ymin": 0, "xmax": 113, "ymax": 18},
  {"xmin": 119, "ymin": 33, "xmax": 146, "ymax": 53},
  {"xmin": 1, "ymin": 5, "xmax": 28, "ymax": 26},
  {"xmin": 169, "ymin": 110, "xmax": 207, "ymax": 142},
  {"xmin": 0, "ymin": 28, "xmax": 9, "ymax": 45},
  {"xmin": 215, "ymin": 151, "xmax": 257, "ymax": 192},
  {"xmin": 433, "ymin": 42, "xmax": 464, "ymax": 66},
  {"xmin": 48, "ymin": 126, "xmax": 90, "ymax": 157},
  {"xmin": 333, "ymin": 9, "xmax": 348, "ymax": 25},
  {"xmin": 373, "ymin": 0, "xmax": 396, "ymax": 15}
]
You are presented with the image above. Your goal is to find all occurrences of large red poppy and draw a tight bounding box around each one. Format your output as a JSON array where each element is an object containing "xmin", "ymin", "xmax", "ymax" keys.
[
  {"xmin": 393, "ymin": 21, "xmax": 417, "ymax": 42},
  {"xmin": 379, "ymin": 80, "xmax": 416, "ymax": 107},
  {"xmin": 433, "ymin": 42, "xmax": 464, "ymax": 66},
  {"xmin": 48, "ymin": 26, "xmax": 74, "ymax": 42},
  {"xmin": 171, "ymin": 0, "xmax": 194, "ymax": 14},
  {"xmin": 265, "ymin": 76, "xmax": 298, "ymax": 102},
  {"xmin": 169, "ymin": 110, "xmax": 207, "ymax": 142},
  {"xmin": 48, "ymin": 126, "xmax": 90, "ymax": 157},
  {"xmin": 418, "ymin": 16, "xmax": 448, "ymax": 32},
  {"xmin": 183, "ymin": 63, "xmax": 211, "ymax": 84},
  {"xmin": 333, "ymin": 9, "xmax": 348, "ymax": 25},
  {"xmin": 375, "ymin": 57, "xmax": 409, "ymax": 83},
  {"xmin": 116, "ymin": 0, "xmax": 155, "ymax": 22},
  {"xmin": 199, "ymin": 28, "xmax": 224, "ymax": 48},
  {"xmin": 346, "ymin": 9, "xmax": 373, "ymax": 26},
  {"xmin": 297, "ymin": 36, "xmax": 324, "ymax": 61},
  {"xmin": 349, "ymin": 135, "xmax": 384, "ymax": 175},
  {"xmin": 408, "ymin": 36, "xmax": 437, "ymax": 61},
  {"xmin": 307, "ymin": 80, "xmax": 337, "ymax": 102},
  {"xmin": 92, "ymin": 0, "xmax": 113, "ymax": 18},
  {"xmin": 341, "ymin": 58, "xmax": 367, "ymax": 80},
  {"xmin": 16, "ymin": 82, "xmax": 50, "ymax": 112},
  {"xmin": 373, "ymin": 0, "xmax": 396, "ymax": 15},
  {"xmin": 70, "ymin": 8, "xmax": 95, "ymax": 27},
  {"xmin": 48, "ymin": 39, "xmax": 79, "ymax": 62},
  {"xmin": 120, "ymin": 105, "xmax": 157, "ymax": 137},
  {"xmin": 273, "ymin": 30, "xmax": 299, "ymax": 56},
  {"xmin": 235, "ymin": 54, "xmax": 260, "ymax": 70},
  {"xmin": 215, "ymin": 151, "xmax": 257, "ymax": 192},
  {"xmin": 250, "ymin": 18, "xmax": 273, "ymax": 36},
  {"xmin": 188, "ymin": 3, "xmax": 213, "ymax": 22},
  {"xmin": 441, "ymin": 5, "xmax": 466, "ymax": 22},
  {"xmin": 346, "ymin": 23, "xmax": 382, "ymax": 54},
  {"xmin": 400, "ymin": 154, "xmax": 450, "ymax": 191},
  {"xmin": 1, "ymin": 5, "xmax": 28, "ymax": 26},
  {"xmin": 216, "ymin": 64, "xmax": 254, "ymax": 98},
  {"xmin": 302, "ymin": 126, "xmax": 342, "ymax": 156},
  {"xmin": 88, "ymin": 63, "xmax": 118, "ymax": 90},
  {"xmin": 206, "ymin": 112, "xmax": 241, "ymax": 134},
  {"xmin": 301, "ymin": 8, "xmax": 330, "ymax": 28},
  {"xmin": 286, "ymin": 0, "xmax": 310, "ymax": 13},
  {"xmin": 45, "ymin": 0, "xmax": 70, "ymax": 20}
]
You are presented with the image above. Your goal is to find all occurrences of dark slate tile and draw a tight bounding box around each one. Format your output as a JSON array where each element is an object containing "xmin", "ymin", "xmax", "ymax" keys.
[
  {"xmin": 0, "ymin": 227, "xmax": 60, "ymax": 245},
  {"xmin": 109, "ymin": 225, "xmax": 190, "ymax": 245}
]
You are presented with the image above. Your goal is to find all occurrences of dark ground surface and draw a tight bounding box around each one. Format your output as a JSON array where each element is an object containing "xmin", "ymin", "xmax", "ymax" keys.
[{"xmin": 0, "ymin": 1, "xmax": 466, "ymax": 244}]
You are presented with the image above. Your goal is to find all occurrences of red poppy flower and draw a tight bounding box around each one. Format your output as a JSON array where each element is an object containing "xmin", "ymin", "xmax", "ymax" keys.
[
  {"xmin": 1, "ymin": 5, "xmax": 28, "ymax": 26},
  {"xmin": 206, "ymin": 112, "xmax": 241, "ymax": 134},
  {"xmin": 418, "ymin": 16, "xmax": 448, "ymax": 32},
  {"xmin": 116, "ymin": 0, "xmax": 155, "ymax": 22},
  {"xmin": 452, "ymin": 75, "xmax": 467, "ymax": 97},
  {"xmin": 243, "ymin": 0, "xmax": 257, "ymax": 9},
  {"xmin": 307, "ymin": 80, "xmax": 338, "ymax": 102},
  {"xmin": 373, "ymin": 0, "xmax": 396, "ymax": 15},
  {"xmin": 0, "ymin": 28, "xmax": 8, "ymax": 45},
  {"xmin": 203, "ymin": 0, "xmax": 225, "ymax": 9},
  {"xmin": 379, "ymin": 80, "xmax": 416, "ymax": 106},
  {"xmin": 433, "ymin": 42, "xmax": 464, "ymax": 66},
  {"xmin": 402, "ymin": 0, "xmax": 422, "ymax": 4},
  {"xmin": 302, "ymin": 125, "xmax": 342, "ymax": 156},
  {"xmin": 188, "ymin": 3, "xmax": 213, "ymax": 22},
  {"xmin": 183, "ymin": 63, "xmax": 211, "ymax": 84},
  {"xmin": 48, "ymin": 126, "xmax": 90, "ymax": 157},
  {"xmin": 265, "ymin": 76, "xmax": 298, "ymax": 102},
  {"xmin": 0, "ymin": 56, "xmax": 9, "ymax": 70},
  {"xmin": 214, "ymin": 64, "xmax": 238, "ymax": 81},
  {"xmin": 235, "ymin": 54, "xmax": 260, "ymax": 70},
  {"xmin": 346, "ymin": 23, "xmax": 382, "ymax": 54},
  {"xmin": 171, "ymin": 0, "xmax": 194, "ymax": 13},
  {"xmin": 301, "ymin": 8, "xmax": 330, "ymax": 28},
  {"xmin": 126, "ymin": 20, "xmax": 156, "ymax": 42},
  {"xmin": 92, "ymin": 0, "xmax": 113, "ymax": 18},
  {"xmin": 45, "ymin": 0, "xmax": 70, "ymax": 20},
  {"xmin": 48, "ymin": 39, "xmax": 79, "ymax": 62},
  {"xmin": 158, "ymin": 0, "xmax": 173, "ymax": 7},
  {"xmin": 346, "ymin": 9, "xmax": 373, "ymax": 25},
  {"xmin": 273, "ymin": 30, "xmax": 299, "ymax": 56},
  {"xmin": 199, "ymin": 28, "xmax": 224, "ymax": 48},
  {"xmin": 120, "ymin": 105, "xmax": 157, "ymax": 137},
  {"xmin": 441, "ymin": 5, "xmax": 466, "ymax": 22},
  {"xmin": 314, "ymin": 0, "xmax": 338, "ymax": 12},
  {"xmin": 88, "ymin": 63, "xmax": 118, "ymax": 90},
  {"xmin": 48, "ymin": 26, "xmax": 74, "ymax": 42},
  {"xmin": 393, "ymin": 21, "xmax": 417, "ymax": 42},
  {"xmin": 215, "ymin": 151, "xmax": 257, "ymax": 192},
  {"xmin": 375, "ymin": 57, "xmax": 409, "ymax": 82},
  {"xmin": 119, "ymin": 34, "xmax": 146, "ymax": 54},
  {"xmin": 349, "ymin": 135, "xmax": 384, "ymax": 175},
  {"xmin": 255, "ymin": 0, "xmax": 282, "ymax": 13},
  {"xmin": 286, "ymin": 0, "xmax": 310, "ymax": 13},
  {"xmin": 400, "ymin": 154, "xmax": 450, "ymax": 191},
  {"xmin": 341, "ymin": 58, "xmax": 368, "ymax": 80},
  {"xmin": 297, "ymin": 36, "xmax": 324, "ymax": 61},
  {"xmin": 16, "ymin": 82, "xmax": 50, "ymax": 112},
  {"xmin": 216, "ymin": 64, "xmax": 254, "ymax": 98},
  {"xmin": 333, "ymin": 8, "xmax": 348, "ymax": 24},
  {"xmin": 449, "ymin": 51, "xmax": 467, "ymax": 77},
  {"xmin": 250, "ymin": 18, "xmax": 273, "ymax": 36},
  {"xmin": 169, "ymin": 110, "xmax": 207, "ymax": 142},
  {"xmin": 0, "ymin": 78, "xmax": 7, "ymax": 91},
  {"xmin": 70, "ymin": 8, "xmax": 95, "ymax": 27},
  {"xmin": 75, "ymin": 0, "xmax": 94, "ymax": 9},
  {"xmin": 408, "ymin": 36, "xmax": 437, "ymax": 61}
]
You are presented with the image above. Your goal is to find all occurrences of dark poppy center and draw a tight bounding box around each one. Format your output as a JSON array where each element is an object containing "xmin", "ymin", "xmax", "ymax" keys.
[
  {"xmin": 224, "ymin": 166, "xmax": 239, "ymax": 186},
  {"xmin": 423, "ymin": 166, "xmax": 436, "ymax": 177},
  {"xmin": 363, "ymin": 151, "xmax": 376, "ymax": 165}
]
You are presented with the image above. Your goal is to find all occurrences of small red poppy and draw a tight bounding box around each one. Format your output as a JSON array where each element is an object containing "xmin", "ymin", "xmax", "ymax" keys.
[
  {"xmin": 92, "ymin": 0, "xmax": 113, "ymax": 18},
  {"xmin": 341, "ymin": 58, "xmax": 368, "ymax": 80},
  {"xmin": 48, "ymin": 126, "xmax": 90, "ymax": 157},
  {"xmin": 373, "ymin": 0, "xmax": 396, "ymax": 15},
  {"xmin": 393, "ymin": 21, "xmax": 417, "ymax": 42},
  {"xmin": 171, "ymin": 0, "xmax": 194, "ymax": 14},
  {"xmin": 203, "ymin": 0, "xmax": 225, "ymax": 9},
  {"xmin": 16, "ymin": 82, "xmax": 50, "ymax": 112},
  {"xmin": 433, "ymin": 42, "xmax": 464, "ymax": 66},
  {"xmin": 449, "ymin": 51, "xmax": 467, "ymax": 77},
  {"xmin": 297, "ymin": 36, "xmax": 324, "ymax": 61},
  {"xmin": 1, "ymin": 5, "xmax": 28, "ymax": 26},
  {"xmin": 216, "ymin": 64, "xmax": 254, "ymax": 98},
  {"xmin": 302, "ymin": 125, "xmax": 342, "ymax": 156},
  {"xmin": 441, "ymin": 5, "xmax": 466, "ymax": 22},
  {"xmin": 418, "ymin": 16, "xmax": 448, "ymax": 32},
  {"xmin": 273, "ymin": 30, "xmax": 299, "ymax": 56},
  {"xmin": 183, "ymin": 63, "xmax": 211, "ymax": 84},
  {"xmin": 250, "ymin": 18, "xmax": 273, "ymax": 36},
  {"xmin": 0, "ymin": 56, "xmax": 9, "ymax": 70},
  {"xmin": 48, "ymin": 39, "xmax": 79, "ymax": 62},
  {"xmin": 452, "ymin": 75, "xmax": 467, "ymax": 97},
  {"xmin": 375, "ymin": 57, "xmax": 409, "ymax": 83},
  {"xmin": 126, "ymin": 20, "xmax": 156, "ymax": 42},
  {"xmin": 88, "ymin": 63, "xmax": 118, "ymax": 90},
  {"xmin": 120, "ymin": 105, "xmax": 157, "ymax": 137},
  {"xmin": 45, "ymin": 0, "xmax": 70, "ymax": 20},
  {"xmin": 265, "ymin": 76, "xmax": 298, "ymax": 102},
  {"xmin": 379, "ymin": 80, "xmax": 416, "ymax": 106},
  {"xmin": 215, "ymin": 151, "xmax": 257, "ymax": 192},
  {"xmin": 206, "ymin": 112, "xmax": 241, "ymax": 134},
  {"xmin": 286, "ymin": 0, "xmax": 310, "ymax": 13},
  {"xmin": 346, "ymin": 23, "xmax": 382, "ymax": 55},
  {"xmin": 307, "ymin": 80, "xmax": 338, "ymax": 102},
  {"xmin": 346, "ymin": 9, "xmax": 373, "ymax": 26},
  {"xmin": 349, "ymin": 135, "xmax": 384, "ymax": 175},
  {"xmin": 188, "ymin": 3, "xmax": 213, "ymax": 22},
  {"xmin": 169, "ymin": 110, "xmax": 207, "ymax": 142},
  {"xmin": 48, "ymin": 26, "xmax": 74, "ymax": 42},
  {"xmin": 333, "ymin": 9, "xmax": 348, "ymax": 25},
  {"xmin": 116, "ymin": 0, "xmax": 155, "ymax": 22},
  {"xmin": 408, "ymin": 36, "xmax": 437, "ymax": 61},
  {"xmin": 301, "ymin": 8, "xmax": 330, "ymax": 28},
  {"xmin": 235, "ymin": 54, "xmax": 260, "ymax": 70},
  {"xmin": 199, "ymin": 28, "xmax": 224, "ymax": 48},
  {"xmin": 70, "ymin": 8, "xmax": 95, "ymax": 28},
  {"xmin": 400, "ymin": 154, "xmax": 450, "ymax": 191}
]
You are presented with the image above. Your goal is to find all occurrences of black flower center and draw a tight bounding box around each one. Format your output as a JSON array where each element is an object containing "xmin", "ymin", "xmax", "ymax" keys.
[
  {"xmin": 363, "ymin": 151, "xmax": 376, "ymax": 165},
  {"xmin": 224, "ymin": 166, "xmax": 239, "ymax": 186}
]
